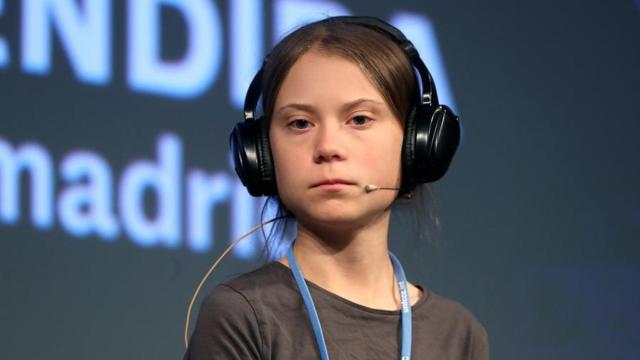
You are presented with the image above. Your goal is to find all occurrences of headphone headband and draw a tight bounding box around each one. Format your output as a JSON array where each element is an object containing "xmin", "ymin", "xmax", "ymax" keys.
[
  {"xmin": 323, "ymin": 16, "xmax": 439, "ymax": 106},
  {"xmin": 243, "ymin": 16, "xmax": 439, "ymax": 123}
]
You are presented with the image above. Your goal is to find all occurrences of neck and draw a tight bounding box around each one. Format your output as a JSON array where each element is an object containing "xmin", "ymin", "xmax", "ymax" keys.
[{"xmin": 280, "ymin": 211, "xmax": 403, "ymax": 310}]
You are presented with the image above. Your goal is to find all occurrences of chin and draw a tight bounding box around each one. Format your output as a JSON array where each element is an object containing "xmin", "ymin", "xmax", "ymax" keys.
[{"xmin": 295, "ymin": 203, "xmax": 390, "ymax": 231}]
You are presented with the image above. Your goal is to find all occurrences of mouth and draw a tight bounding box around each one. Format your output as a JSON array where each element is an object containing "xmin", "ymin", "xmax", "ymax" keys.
[{"xmin": 311, "ymin": 178, "xmax": 357, "ymax": 188}]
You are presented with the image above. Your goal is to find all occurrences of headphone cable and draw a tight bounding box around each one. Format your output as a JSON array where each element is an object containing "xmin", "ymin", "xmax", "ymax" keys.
[{"xmin": 183, "ymin": 215, "xmax": 288, "ymax": 348}]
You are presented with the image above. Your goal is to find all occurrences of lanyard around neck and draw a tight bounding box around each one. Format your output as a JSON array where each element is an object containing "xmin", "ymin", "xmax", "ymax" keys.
[{"xmin": 286, "ymin": 246, "xmax": 412, "ymax": 360}]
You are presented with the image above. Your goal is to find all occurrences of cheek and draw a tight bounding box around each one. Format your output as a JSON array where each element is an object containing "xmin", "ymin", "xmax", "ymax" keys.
[
  {"xmin": 270, "ymin": 139, "xmax": 303, "ymax": 188},
  {"xmin": 270, "ymin": 146, "xmax": 307, "ymax": 214},
  {"xmin": 361, "ymin": 140, "xmax": 403, "ymax": 184}
]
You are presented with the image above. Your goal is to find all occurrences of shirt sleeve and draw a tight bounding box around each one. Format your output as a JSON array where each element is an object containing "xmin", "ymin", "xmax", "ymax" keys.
[
  {"xmin": 467, "ymin": 320, "xmax": 490, "ymax": 360},
  {"xmin": 184, "ymin": 284, "xmax": 263, "ymax": 360}
]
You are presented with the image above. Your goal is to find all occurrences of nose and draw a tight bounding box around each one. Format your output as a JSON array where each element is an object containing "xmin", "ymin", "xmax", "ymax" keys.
[{"xmin": 313, "ymin": 123, "xmax": 347, "ymax": 163}]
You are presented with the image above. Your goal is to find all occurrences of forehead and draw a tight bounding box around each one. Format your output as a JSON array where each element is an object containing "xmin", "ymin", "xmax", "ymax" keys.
[{"xmin": 274, "ymin": 50, "xmax": 388, "ymax": 110}]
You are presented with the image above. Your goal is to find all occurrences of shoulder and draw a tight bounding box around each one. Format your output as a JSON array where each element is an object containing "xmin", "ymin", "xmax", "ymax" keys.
[
  {"xmin": 224, "ymin": 261, "xmax": 293, "ymax": 291},
  {"xmin": 195, "ymin": 261, "xmax": 298, "ymax": 330},
  {"xmin": 425, "ymin": 290, "xmax": 488, "ymax": 332},
  {"xmin": 416, "ymin": 288, "xmax": 490, "ymax": 359},
  {"xmin": 198, "ymin": 261, "xmax": 293, "ymax": 324},
  {"xmin": 219, "ymin": 261, "xmax": 300, "ymax": 306},
  {"xmin": 185, "ymin": 262, "xmax": 291, "ymax": 360}
]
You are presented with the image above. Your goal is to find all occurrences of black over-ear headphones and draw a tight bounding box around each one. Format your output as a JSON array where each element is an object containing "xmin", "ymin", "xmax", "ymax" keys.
[{"xmin": 229, "ymin": 16, "xmax": 461, "ymax": 197}]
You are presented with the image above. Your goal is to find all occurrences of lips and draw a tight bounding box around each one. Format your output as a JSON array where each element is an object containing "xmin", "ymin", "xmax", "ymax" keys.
[{"xmin": 311, "ymin": 178, "xmax": 357, "ymax": 188}]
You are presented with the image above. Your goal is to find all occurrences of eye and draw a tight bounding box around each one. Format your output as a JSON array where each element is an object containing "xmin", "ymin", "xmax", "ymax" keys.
[
  {"xmin": 288, "ymin": 119, "xmax": 312, "ymax": 130},
  {"xmin": 349, "ymin": 115, "xmax": 372, "ymax": 126}
]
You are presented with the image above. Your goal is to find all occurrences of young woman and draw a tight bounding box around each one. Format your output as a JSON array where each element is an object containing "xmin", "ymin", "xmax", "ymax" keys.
[{"xmin": 184, "ymin": 16, "xmax": 489, "ymax": 360}]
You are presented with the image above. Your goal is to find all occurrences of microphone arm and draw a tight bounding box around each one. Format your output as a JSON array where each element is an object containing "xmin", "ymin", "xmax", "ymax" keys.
[{"xmin": 364, "ymin": 184, "xmax": 401, "ymax": 193}]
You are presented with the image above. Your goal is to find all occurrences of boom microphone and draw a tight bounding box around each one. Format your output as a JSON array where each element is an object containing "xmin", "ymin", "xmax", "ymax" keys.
[{"xmin": 364, "ymin": 184, "xmax": 401, "ymax": 193}]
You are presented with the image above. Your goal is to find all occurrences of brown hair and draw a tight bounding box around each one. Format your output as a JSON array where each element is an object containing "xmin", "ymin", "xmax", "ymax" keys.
[
  {"xmin": 255, "ymin": 18, "xmax": 440, "ymax": 262},
  {"xmin": 261, "ymin": 19, "xmax": 417, "ymax": 128}
]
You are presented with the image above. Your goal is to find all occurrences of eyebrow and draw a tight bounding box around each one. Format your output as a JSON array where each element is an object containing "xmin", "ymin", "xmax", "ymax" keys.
[{"xmin": 275, "ymin": 98, "xmax": 385, "ymax": 115}]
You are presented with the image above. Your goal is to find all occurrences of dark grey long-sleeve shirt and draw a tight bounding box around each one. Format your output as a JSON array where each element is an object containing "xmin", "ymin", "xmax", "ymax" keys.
[{"xmin": 184, "ymin": 262, "xmax": 489, "ymax": 359}]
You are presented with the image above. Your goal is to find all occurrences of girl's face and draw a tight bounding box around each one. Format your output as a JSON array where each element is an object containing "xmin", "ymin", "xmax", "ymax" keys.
[{"xmin": 269, "ymin": 49, "xmax": 404, "ymax": 230}]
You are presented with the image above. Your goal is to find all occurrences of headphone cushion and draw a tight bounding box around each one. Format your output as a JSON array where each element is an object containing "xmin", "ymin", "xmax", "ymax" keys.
[
  {"xmin": 413, "ymin": 105, "xmax": 460, "ymax": 183},
  {"xmin": 258, "ymin": 117, "xmax": 277, "ymax": 195},
  {"xmin": 230, "ymin": 120, "xmax": 266, "ymax": 196},
  {"xmin": 401, "ymin": 105, "xmax": 419, "ymax": 193}
]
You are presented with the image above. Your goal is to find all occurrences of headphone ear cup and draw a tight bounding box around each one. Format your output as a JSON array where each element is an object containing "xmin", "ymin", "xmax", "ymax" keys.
[
  {"xmin": 229, "ymin": 116, "xmax": 277, "ymax": 196},
  {"xmin": 413, "ymin": 104, "xmax": 461, "ymax": 183}
]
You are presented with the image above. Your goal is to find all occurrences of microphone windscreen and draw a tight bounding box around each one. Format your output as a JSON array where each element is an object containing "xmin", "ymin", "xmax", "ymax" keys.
[{"xmin": 364, "ymin": 184, "xmax": 379, "ymax": 192}]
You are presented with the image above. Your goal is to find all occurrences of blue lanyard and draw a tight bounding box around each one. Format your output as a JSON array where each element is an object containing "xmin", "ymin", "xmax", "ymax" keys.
[{"xmin": 287, "ymin": 246, "xmax": 412, "ymax": 360}]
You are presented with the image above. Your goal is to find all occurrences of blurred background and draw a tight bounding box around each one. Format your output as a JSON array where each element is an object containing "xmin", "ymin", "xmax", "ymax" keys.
[{"xmin": 1, "ymin": 0, "xmax": 639, "ymax": 359}]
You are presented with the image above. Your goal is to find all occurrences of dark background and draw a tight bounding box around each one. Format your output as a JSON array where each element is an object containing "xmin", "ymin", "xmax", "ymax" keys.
[{"xmin": 1, "ymin": 0, "xmax": 639, "ymax": 359}]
